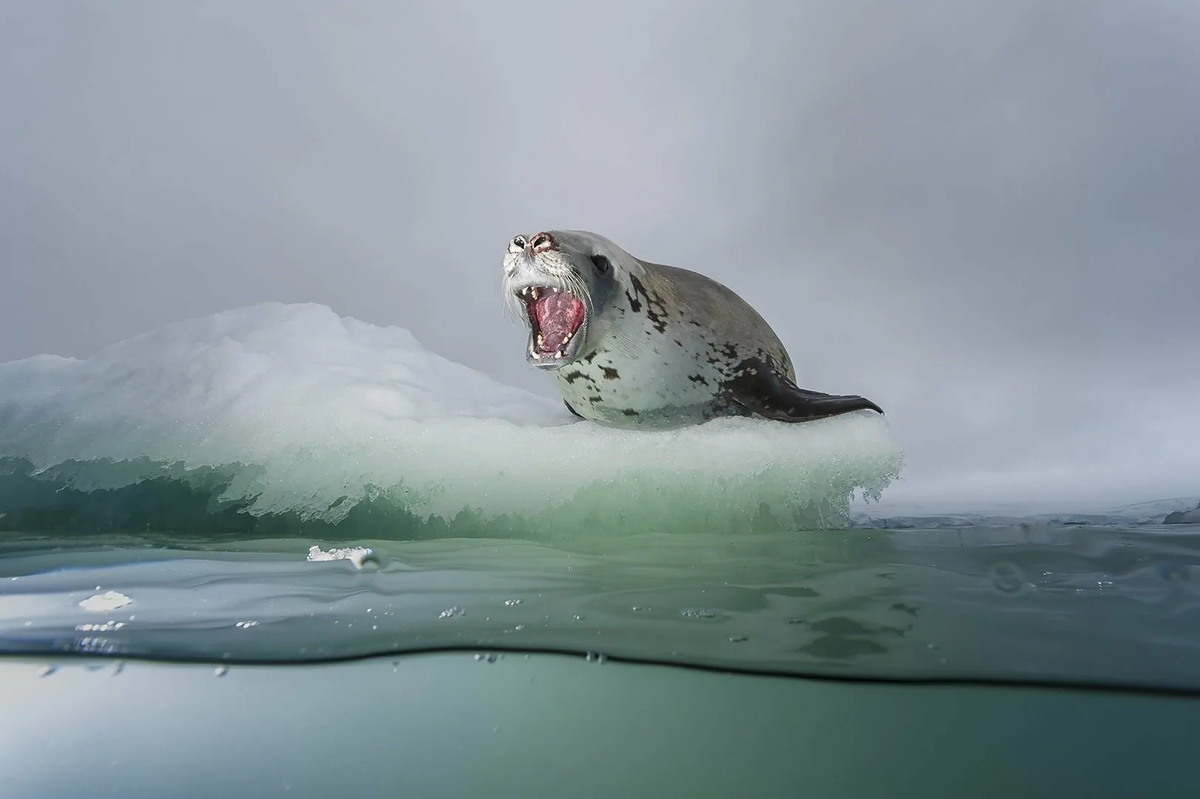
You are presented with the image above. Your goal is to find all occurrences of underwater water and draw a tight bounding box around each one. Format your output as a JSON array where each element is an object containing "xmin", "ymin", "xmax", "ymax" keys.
[{"xmin": 2, "ymin": 304, "xmax": 1199, "ymax": 795}]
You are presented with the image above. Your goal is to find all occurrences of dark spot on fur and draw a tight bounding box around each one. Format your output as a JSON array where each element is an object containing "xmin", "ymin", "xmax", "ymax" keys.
[
  {"xmin": 600, "ymin": 366, "xmax": 620, "ymax": 380},
  {"xmin": 584, "ymin": 352, "xmax": 597, "ymax": 363},
  {"xmin": 628, "ymin": 275, "xmax": 669, "ymax": 333},
  {"xmin": 688, "ymin": 374, "xmax": 709, "ymax": 386},
  {"xmin": 587, "ymin": 395, "xmax": 603, "ymax": 403},
  {"xmin": 622, "ymin": 408, "xmax": 639, "ymax": 416},
  {"xmin": 563, "ymin": 370, "xmax": 592, "ymax": 385},
  {"xmin": 625, "ymin": 290, "xmax": 642, "ymax": 313},
  {"xmin": 674, "ymin": 339, "xmax": 683, "ymax": 347}
]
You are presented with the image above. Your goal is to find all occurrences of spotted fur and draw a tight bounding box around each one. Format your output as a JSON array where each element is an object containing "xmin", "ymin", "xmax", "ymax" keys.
[{"xmin": 502, "ymin": 230, "xmax": 882, "ymax": 429}]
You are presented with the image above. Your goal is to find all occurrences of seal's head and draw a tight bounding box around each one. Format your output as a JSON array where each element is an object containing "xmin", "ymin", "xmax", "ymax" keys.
[{"xmin": 503, "ymin": 230, "xmax": 635, "ymax": 369}]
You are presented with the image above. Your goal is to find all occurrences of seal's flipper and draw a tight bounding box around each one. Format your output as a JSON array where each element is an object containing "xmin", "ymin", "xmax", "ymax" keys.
[
  {"xmin": 724, "ymin": 358, "xmax": 883, "ymax": 423},
  {"xmin": 564, "ymin": 400, "xmax": 584, "ymax": 419}
]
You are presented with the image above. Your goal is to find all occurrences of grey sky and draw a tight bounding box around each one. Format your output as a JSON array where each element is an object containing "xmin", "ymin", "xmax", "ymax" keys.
[{"xmin": 2, "ymin": 1, "xmax": 1197, "ymax": 505}]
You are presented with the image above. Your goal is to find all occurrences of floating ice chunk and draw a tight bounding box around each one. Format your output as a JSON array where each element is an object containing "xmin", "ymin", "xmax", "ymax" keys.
[
  {"xmin": 306, "ymin": 545, "xmax": 377, "ymax": 568},
  {"xmin": 0, "ymin": 303, "xmax": 904, "ymax": 535},
  {"xmin": 79, "ymin": 591, "xmax": 132, "ymax": 612}
]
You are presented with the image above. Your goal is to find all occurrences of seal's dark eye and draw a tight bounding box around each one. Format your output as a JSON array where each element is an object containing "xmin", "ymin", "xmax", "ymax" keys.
[{"xmin": 590, "ymin": 254, "xmax": 611, "ymax": 274}]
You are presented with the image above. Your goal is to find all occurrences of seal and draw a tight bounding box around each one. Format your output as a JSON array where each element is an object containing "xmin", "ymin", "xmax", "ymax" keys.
[{"xmin": 502, "ymin": 230, "xmax": 883, "ymax": 429}]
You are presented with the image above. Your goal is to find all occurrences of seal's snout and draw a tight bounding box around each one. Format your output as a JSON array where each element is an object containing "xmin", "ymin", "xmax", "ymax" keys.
[{"xmin": 506, "ymin": 231, "xmax": 556, "ymax": 257}]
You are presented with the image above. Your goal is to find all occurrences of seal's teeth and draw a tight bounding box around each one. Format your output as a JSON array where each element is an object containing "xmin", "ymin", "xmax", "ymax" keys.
[
  {"xmin": 531, "ymin": 287, "xmax": 541, "ymax": 300},
  {"xmin": 536, "ymin": 334, "xmax": 545, "ymax": 348}
]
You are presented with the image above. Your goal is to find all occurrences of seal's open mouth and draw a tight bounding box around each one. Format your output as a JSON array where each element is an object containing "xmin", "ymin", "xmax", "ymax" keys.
[{"xmin": 517, "ymin": 285, "xmax": 585, "ymax": 359}]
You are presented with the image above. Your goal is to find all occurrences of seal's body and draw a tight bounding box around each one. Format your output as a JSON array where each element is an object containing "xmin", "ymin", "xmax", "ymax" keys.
[{"xmin": 502, "ymin": 230, "xmax": 882, "ymax": 428}]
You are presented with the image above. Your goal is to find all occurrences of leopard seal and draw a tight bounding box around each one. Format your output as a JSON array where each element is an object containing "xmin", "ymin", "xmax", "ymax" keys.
[{"xmin": 502, "ymin": 229, "xmax": 883, "ymax": 428}]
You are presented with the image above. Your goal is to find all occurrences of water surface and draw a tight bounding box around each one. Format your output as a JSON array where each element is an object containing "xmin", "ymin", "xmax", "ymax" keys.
[{"xmin": 4, "ymin": 522, "xmax": 1199, "ymax": 694}]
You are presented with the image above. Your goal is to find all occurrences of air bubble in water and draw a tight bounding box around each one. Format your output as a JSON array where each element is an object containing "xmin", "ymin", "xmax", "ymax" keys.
[
  {"xmin": 988, "ymin": 562, "xmax": 1024, "ymax": 595},
  {"xmin": 1157, "ymin": 563, "xmax": 1190, "ymax": 583},
  {"xmin": 439, "ymin": 606, "xmax": 466, "ymax": 619},
  {"xmin": 214, "ymin": 666, "xmax": 229, "ymax": 677},
  {"xmin": 504, "ymin": 598, "xmax": 524, "ymax": 607},
  {"xmin": 585, "ymin": 652, "xmax": 608, "ymax": 663}
]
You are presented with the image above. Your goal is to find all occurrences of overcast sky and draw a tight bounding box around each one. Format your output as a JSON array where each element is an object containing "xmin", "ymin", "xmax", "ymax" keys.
[{"xmin": 1, "ymin": 0, "xmax": 1197, "ymax": 506}]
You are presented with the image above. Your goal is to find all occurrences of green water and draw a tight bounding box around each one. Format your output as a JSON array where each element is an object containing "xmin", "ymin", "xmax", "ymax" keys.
[
  {"xmin": 1, "ymin": 652, "xmax": 1196, "ymax": 798},
  {"xmin": 4, "ymin": 519, "xmax": 1200, "ymax": 797}
]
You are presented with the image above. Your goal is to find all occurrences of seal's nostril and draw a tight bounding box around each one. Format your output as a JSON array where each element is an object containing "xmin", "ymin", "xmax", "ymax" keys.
[
  {"xmin": 531, "ymin": 232, "xmax": 554, "ymax": 252},
  {"xmin": 512, "ymin": 235, "xmax": 527, "ymax": 249}
]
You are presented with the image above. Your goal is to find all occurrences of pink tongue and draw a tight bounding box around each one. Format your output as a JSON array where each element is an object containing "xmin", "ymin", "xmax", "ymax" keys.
[{"xmin": 534, "ymin": 293, "xmax": 585, "ymax": 352}]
